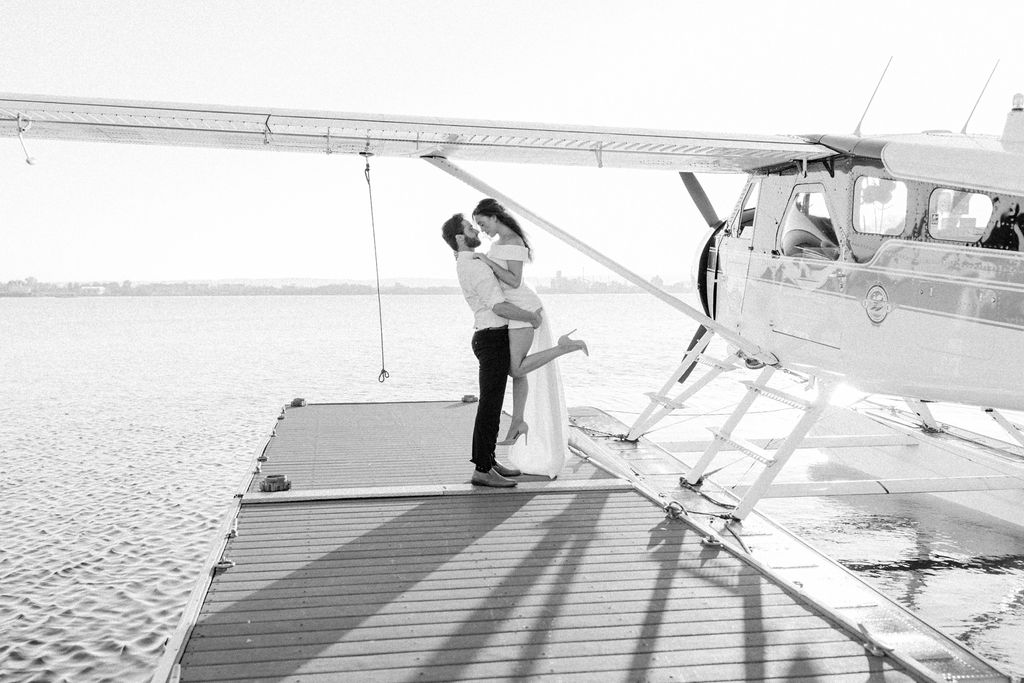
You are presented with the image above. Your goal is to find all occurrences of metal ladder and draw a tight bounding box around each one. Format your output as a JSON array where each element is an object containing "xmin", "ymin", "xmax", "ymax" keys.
[
  {"xmin": 626, "ymin": 327, "xmax": 742, "ymax": 442},
  {"xmin": 681, "ymin": 366, "xmax": 833, "ymax": 520}
]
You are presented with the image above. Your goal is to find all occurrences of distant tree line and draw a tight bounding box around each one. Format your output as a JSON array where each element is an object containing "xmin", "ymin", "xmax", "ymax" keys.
[
  {"xmin": 0, "ymin": 278, "xmax": 460, "ymax": 297},
  {"xmin": 1, "ymin": 275, "xmax": 691, "ymax": 297},
  {"xmin": 542, "ymin": 271, "xmax": 693, "ymax": 294}
]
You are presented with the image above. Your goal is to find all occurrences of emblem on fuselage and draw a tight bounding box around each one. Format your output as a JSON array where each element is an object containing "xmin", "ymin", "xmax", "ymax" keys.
[{"xmin": 863, "ymin": 284, "xmax": 892, "ymax": 324}]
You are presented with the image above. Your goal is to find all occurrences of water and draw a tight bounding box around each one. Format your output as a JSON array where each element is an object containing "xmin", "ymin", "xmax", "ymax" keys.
[{"xmin": 1, "ymin": 294, "xmax": 1022, "ymax": 680}]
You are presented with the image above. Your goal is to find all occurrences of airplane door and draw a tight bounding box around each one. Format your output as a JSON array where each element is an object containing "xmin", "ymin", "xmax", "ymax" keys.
[
  {"xmin": 758, "ymin": 184, "xmax": 844, "ymax": 371},
  {"xmin": 713, "ymin": 179, "xmax": 759, "ymax": 332}
]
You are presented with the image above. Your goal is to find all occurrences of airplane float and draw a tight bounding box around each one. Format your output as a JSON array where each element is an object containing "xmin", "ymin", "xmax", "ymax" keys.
[{"xmin": 3, "ymin": 88, "xmax": 1023, "ymax": 519}]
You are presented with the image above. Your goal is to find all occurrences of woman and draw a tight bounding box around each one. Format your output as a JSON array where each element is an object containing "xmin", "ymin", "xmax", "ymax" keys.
[{"xmin": 470, "ymin": 198, "xmax": 588, "ymax": 477}]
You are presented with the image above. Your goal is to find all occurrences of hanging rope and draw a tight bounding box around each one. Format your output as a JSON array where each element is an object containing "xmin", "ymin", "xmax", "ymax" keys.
[{"xmin": 361, "ymin": 152, "xmax": 389, "ymax": 382}]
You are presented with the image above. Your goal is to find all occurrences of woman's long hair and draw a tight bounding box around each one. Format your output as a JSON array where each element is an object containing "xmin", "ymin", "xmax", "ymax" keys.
[{"xmin": 472, "ymin": 198, "xmax": 532, "ymax": 260}]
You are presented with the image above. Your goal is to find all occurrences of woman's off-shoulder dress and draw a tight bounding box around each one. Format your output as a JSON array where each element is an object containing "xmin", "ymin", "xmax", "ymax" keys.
[{"xmin": 487, "ymin": 244, "xmax": 567, "ymax": 478}]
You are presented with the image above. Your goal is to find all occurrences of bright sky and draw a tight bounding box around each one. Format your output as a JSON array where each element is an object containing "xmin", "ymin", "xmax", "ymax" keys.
[{"xmin": 1, "ymin": 1, "xmax": 1022, "ymax": 284}]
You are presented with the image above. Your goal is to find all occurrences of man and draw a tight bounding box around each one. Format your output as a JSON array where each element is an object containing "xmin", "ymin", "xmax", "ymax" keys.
[{"xmin": 442, "ymin": 213, "xmax": 540, "ymax": 488}]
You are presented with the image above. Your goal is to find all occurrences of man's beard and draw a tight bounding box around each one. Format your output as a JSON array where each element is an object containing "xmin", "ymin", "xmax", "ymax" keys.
[{"xmin": 464, "ymin": 234, "xmax": 482, "ymax": 249}]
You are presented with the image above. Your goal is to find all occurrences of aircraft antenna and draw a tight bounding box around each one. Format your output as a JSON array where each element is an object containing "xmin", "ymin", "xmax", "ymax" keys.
[
  {"xmin": 960, "ymin": 59, "xmax": 999, "ymax": 134},
  {"xmin": 853, "ymin": 56, "xmax": 893, "ymax": 137}
]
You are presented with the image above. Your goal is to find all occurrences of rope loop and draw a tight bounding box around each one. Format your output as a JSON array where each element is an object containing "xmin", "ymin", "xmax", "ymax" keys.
[{"xmin": 665, "ymin": 501, "xmax": 686, "ymax": 519}]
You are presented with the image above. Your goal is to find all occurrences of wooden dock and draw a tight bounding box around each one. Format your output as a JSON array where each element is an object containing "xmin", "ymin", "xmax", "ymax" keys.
[{"xmin": 153, "ymin": 401, "xmax": 1011, "ymax": 682}]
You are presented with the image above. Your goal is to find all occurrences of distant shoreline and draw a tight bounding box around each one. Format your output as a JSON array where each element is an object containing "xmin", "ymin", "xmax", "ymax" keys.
[{"xmin": 1, "ymin": 278, "xmax": 693, "ymax": 298}]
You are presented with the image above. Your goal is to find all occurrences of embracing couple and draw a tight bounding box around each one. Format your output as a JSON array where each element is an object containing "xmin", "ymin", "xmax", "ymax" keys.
[{"xmin": 441, "ymin": 198, "xmax": 589, "ymax": 488}]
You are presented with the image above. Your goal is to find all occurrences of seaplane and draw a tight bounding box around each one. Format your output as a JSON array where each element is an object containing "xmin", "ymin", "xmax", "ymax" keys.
[
  {"xmin": 6, "ymin": 91, "xmax": 1024, "ymax": 682},
  {"xmin": 3, "ymin": 89, "xmax": 1024, "ymax": 521}
]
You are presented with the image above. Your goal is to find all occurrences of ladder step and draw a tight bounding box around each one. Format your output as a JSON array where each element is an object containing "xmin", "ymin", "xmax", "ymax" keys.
[
  {"xmin": 644, "ymin": 392, "xmax": 686, "ymax": 410},
  {"xmin": 741, "ymin": 382, "xmax": 812, "ymax": 409},
  {"xmin": 697, "ymin": 356, "xmax": 735, "ymax": 372},
  {"xmin": 708, "ymin": 428, "xmax": 775, "ymax": 466}
]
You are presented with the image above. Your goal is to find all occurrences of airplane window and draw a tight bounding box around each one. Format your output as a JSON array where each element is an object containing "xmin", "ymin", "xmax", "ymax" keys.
[
  {"xmin": 778, "ymin": 190, "xmax": 839, "ymax": 260},
  {"xmin": 928, "ymin": 188, "xmax": 992, "ymax": 242},
  {"xmin": 853, "ymin": 177, "xmax": 906, "ymax": 235},
  {"xmin": 734, "ymin": 180, "xmax": 760, "ymax": 239}
]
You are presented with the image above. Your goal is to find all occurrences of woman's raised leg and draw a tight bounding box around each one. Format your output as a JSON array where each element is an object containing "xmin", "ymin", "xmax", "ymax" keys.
[{"xmin": 509, "ymin": 328, "xmax": 588, "ymax": 378}]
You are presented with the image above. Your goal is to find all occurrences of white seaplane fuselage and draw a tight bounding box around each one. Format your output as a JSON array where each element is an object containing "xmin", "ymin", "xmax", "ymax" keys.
[{"xmin": 707, "ymin": 152, "xmax": 1024, "ymax": 411}]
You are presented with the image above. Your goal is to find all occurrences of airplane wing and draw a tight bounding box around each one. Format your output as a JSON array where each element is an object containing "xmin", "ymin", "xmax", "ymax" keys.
[
  {"xmin": 0, "ymin": 93, "xmax": 832, "ymax": 173},
  {"xmin": 880, "ymin": 133, "xmax": 1024, "ymax": 197}
]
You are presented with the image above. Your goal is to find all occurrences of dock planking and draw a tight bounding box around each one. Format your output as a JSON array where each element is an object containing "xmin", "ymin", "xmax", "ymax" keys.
[
  {"xmin": 156, "ymin": 401, "xmax": 1009, "ymax": 682},
  {"xmin": 247, "ymin": 401, "xmax": 616, "ymax": 494}
]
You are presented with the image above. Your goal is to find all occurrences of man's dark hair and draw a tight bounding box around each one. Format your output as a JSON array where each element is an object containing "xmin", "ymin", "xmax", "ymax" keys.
[{"xmin": 441, "ymin": 213, "xmax": 465, "ymax": 251}]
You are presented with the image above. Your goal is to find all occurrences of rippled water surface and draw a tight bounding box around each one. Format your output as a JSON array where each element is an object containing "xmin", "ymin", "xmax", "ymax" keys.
[{"xmin": 2, "ymin": 294, "xmax": 1022, "ymax": 680}]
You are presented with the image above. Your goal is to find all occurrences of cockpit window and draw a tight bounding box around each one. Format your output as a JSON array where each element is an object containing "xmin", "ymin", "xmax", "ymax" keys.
[
  {"xmin": 928, "ymin": 188, "xmax": 992, "ymax": 242},
  {"xmin": 733, "ymin": 180, "xmax": 760, "ymax": 239},
  {"xmin": 778, "ymin": 189, "xmax": 839, "ymax": 260},
  {"xmin": 853, "ymin": 177, "xmax": 907, "ymax": 235}
]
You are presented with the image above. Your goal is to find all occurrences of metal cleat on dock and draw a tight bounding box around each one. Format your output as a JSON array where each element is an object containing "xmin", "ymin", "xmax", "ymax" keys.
[
  {"xmin": 212, "ymin": 559, "xmax": 235, "ymax": 575},
  {"xmin": 259, "ymin": 474, "xmax": 291, "ymax": 492}
]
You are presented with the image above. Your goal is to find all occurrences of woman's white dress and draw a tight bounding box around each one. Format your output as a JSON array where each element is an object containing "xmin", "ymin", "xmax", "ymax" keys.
[{"xmin": 488, "ymin": 244, "xmax": 567, "ymax": 478}]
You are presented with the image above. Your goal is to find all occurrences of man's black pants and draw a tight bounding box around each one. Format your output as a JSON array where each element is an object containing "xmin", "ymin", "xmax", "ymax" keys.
[{"xmin": 471, "ymin": 327, "xmax": 510, "ymax": 471}]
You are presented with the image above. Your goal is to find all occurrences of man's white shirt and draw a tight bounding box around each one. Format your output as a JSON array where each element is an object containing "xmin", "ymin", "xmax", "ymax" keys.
[{"xmin": 456, "ymin": 252, "xmax": 507, "ymax": 329}]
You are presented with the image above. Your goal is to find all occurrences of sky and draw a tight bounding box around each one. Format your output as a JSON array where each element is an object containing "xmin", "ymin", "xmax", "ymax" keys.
[{"xmin": 2, "ymin": 0, "xmax": 1023, "ymax": 284}]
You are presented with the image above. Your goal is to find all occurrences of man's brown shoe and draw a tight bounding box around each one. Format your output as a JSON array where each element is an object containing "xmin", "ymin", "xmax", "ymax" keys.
[
  {"xmin": 471, "ymin": 468, "xmax": 517, "ymax": 488},
  {"xmin": 492, "ymin": 461, "xmax": 521, "ymax": 477}
]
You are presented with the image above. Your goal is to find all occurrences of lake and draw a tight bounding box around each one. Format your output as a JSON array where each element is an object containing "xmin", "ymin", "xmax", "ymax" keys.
[{"xmin": 1, "ymin": 293, "xmax": 1022, "ymax": 680}]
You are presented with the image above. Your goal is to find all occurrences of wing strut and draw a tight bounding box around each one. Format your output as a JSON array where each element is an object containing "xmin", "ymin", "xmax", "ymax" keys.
[{"xmin": 423, "ymin": 156, "xmax": 777, "ymax": 365}]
